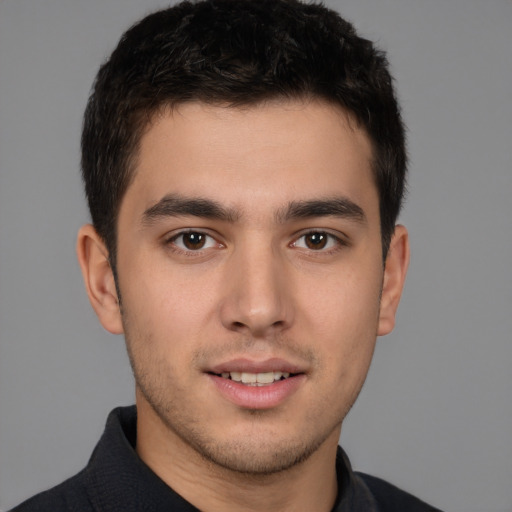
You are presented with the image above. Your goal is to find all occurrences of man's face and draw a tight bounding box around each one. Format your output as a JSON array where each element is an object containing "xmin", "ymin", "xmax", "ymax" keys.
[{"xmin": 114, "ymin": 100, "xmax": 388, "ymax": 473}]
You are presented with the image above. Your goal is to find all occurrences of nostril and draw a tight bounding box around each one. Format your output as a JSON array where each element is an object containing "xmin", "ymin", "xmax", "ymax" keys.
[{"xmin": 231, "ymin": 319, "xmax": 285, "ymax": 332}]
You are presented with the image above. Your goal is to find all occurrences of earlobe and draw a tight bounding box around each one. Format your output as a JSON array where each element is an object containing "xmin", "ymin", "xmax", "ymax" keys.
[
  {"xmin": 76, "ymin": 224, "xmax": 124, "ymax": 335},
  {"xmin": 377, "ymin": 225, "xmax": 410, "ymax": 336}
]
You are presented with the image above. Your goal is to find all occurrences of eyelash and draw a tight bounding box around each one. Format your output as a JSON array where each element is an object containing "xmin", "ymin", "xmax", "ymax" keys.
[
  {"xmin": 165, "ymin": 230, "xmax": 221, "ymax": 256},
  {"xmin": 164, "ymin": 229, "xmax": 347, "ymax": 256},
  {"xmin": 291, "ymin": 231, "xmax": 347, "ymax": 254}
]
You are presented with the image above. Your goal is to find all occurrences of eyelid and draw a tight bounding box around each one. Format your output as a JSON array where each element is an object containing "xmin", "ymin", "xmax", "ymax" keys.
[
  {"xmin": 290, "ymin": 229, "xmax": 348, "ymax": 251},
  {"xmin": 164, "ymin": 228, "xmax": 224, "ymax": 253}
]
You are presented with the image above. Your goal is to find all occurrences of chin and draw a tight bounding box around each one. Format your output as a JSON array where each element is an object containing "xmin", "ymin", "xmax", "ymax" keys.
[
  {"xmin": 195, "ymin": 436, "xmax": 322, "ymax": 476},
  {"xmin": 177, "ymin": 413, "xmax": 340, "ymax": 477}
]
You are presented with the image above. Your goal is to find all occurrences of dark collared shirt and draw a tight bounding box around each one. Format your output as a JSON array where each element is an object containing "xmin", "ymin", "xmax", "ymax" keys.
[{"xmin": 11, "ymin": 406, "xmax": 442, "ymax": 511}]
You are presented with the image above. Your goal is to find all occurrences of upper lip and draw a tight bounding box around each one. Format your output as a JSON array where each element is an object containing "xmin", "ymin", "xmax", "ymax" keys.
[{"xmin": 207, "ymin": 358, "xmax": 307, "ymax": 375}]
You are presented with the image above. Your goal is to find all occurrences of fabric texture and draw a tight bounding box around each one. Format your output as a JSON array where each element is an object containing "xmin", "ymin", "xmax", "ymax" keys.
[{"xmin": 10, "ymin": 406, "xmax": 443, "ymax": 512}]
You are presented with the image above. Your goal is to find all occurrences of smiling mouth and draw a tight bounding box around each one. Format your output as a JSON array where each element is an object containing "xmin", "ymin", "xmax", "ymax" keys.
[{"xmin": 212, "ymin": 371, "xmax": 293, "ymax": 386}]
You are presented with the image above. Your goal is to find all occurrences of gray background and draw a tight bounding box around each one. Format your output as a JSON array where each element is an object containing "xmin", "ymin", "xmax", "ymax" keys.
[{"xmin": 1, "ymin": 1, "xmax": 511, "ymax": 511}]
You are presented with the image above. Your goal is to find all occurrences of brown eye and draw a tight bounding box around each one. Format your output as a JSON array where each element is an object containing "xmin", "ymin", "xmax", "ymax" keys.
[
  {"xmin": 170, "ymin": 231, "xmax": 217, "ymax": 251},
  {"xmin": 292, "ymin": 231, "xmax": 342, "ymax": 252},
  {"xmin": 304, "ymin": 233, "xmax": 328, "ymax": 250},
  {"xmin": 182, "ymin": 232, "xmax": 206, "ymax": 250}
]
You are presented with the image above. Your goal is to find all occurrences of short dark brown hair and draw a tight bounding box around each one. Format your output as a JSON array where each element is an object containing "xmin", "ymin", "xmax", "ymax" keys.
[{"xmin": 81, "ymin": 0, "xmax": 407, "ymax": 266}]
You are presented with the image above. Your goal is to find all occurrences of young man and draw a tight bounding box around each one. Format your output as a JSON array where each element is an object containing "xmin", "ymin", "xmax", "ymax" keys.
[{"xmin": 11, "ymin": 1, "xmax": 441, "ymax": 510}]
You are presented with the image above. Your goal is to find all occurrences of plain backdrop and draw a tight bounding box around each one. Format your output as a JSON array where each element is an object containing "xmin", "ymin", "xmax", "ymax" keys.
[{"xmin": 1, "ymin": 1, "xmax": 511, "ymax": 511}]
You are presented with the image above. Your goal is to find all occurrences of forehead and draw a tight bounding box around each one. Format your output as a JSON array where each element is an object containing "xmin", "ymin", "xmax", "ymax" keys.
[{"xmin": 122, "ymin": 99, "xmax": 377, "ymax": 221}]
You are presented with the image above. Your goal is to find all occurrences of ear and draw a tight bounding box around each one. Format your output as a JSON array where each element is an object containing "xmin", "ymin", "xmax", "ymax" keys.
[
  {"xmin": 377, "ymin": 224, "xmax": 410, "ymax": 336},
  {"xmin": 76, "ymin": 224, "xmax": 124, "ymax": 334}
]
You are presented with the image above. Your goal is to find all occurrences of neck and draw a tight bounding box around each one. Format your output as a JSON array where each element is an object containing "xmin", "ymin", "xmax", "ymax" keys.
[{"xmin": 135, "ymin": 398, "xmax": 340, "ymax": 512}]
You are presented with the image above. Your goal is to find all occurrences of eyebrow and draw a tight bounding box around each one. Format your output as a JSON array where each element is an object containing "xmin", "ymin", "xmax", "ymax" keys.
[
  {"xmin": 277, "ymin": 197, "xmax": 366, "ymax": 224},
  {"xmin": 142, "ymin": 194, "xmax": 240, "ymax": 225},
  {"xmin": 142, "ymin": 194, "xmax": 366, "ymax": 226}
]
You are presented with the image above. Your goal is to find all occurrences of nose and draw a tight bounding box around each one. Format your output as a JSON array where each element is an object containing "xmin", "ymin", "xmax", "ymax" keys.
[{"xmin": 219, "ymin": 241, "xmax": 294, "ymax": 337}]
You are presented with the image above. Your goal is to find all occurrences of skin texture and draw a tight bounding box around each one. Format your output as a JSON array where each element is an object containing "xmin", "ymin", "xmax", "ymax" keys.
[{"xmin": 77, "ymin": 100, "xmax": 409, "ymax": 512}]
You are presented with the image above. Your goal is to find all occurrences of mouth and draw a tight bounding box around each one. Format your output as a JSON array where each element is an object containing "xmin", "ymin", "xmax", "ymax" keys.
[
  {"xmin": 211, "ymin": 371, "xmax": 293, "ymax": 387},
  {"xmin": 206, "ymin": 360, "xmax": 306, "ymax": 409}
]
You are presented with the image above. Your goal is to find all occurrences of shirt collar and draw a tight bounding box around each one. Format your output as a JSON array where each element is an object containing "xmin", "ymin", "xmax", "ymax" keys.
[{"xmin": 84, "ymin": 406, "xmax": 378, "ymax": 512}]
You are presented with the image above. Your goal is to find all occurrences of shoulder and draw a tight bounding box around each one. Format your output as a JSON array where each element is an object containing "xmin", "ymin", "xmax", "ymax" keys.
[
  {"xmin": 8, "ymin": 470, "xmax": 93, "ymax": 512},
  {"xmin": 356, "ymin": 472, "xmax": 444, "ymax": 512}
]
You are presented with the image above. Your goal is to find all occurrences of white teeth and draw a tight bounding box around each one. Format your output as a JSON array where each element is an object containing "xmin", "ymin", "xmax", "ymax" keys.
[
  {"xmin": 220, "ymin": 371, "xmax": 291, "ymax": 385},
  {"xmin": 241, "ymin": 372, "xmax": 257, "ymax": 384},
  {"xmin": 256, "ymin": 372, "xmax": 274, "ymax": 384}
]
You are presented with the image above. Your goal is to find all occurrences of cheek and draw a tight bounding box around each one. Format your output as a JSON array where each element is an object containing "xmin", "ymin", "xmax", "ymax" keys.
[
  {"xmin": 119, "ymin": 258, "xmax": 220, "ymax": 357},
  {"xmin": 300, "ymin": 264, "xmax": 381, "ymax": 381},
  {"xmin": 302, "ymin": 263, "xmax": 382, "ymax": 336}
]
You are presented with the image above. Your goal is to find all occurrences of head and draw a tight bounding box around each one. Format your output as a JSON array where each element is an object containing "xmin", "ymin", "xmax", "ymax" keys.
[
  {"xmin": 81, "ymin": 0, "xmax": 406, "ymax": 273},
  {"xmin": 77, "ymin": 0, "xmax": 409, "ymax": 487}
]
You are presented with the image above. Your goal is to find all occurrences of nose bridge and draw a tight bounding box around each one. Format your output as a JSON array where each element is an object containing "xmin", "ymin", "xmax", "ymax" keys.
[{"xmin": 220, "ymin": 234, "xmax": 292, "ymax": 335}]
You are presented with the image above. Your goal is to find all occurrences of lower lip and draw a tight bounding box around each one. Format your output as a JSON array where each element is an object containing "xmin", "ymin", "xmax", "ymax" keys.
[{"xmin": 208, "ymin": 374, "xmax": 306, "ymax": 410}]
